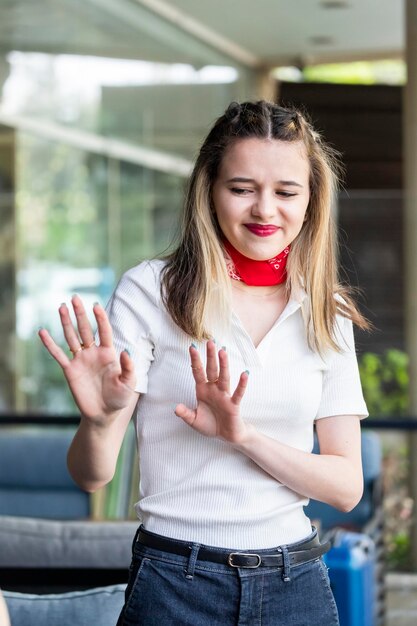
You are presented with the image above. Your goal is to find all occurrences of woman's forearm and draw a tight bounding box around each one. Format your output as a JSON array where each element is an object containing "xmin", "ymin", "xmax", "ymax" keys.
[
  {"xmin": 67, "ymin": 418, "xmax": 122, "ymax": 492},
  {"xmin": 233, "ymin": 425, "xmax": 363, "ymax": 512},
  {"xmin": 67, "ymin": 404, "xmax": 136, "ymax": 492}
]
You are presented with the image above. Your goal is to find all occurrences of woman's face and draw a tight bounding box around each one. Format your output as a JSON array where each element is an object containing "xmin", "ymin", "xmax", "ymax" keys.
[{"xmin": 212, "ymin": 138, "xmax": 310, "ymax": 260}]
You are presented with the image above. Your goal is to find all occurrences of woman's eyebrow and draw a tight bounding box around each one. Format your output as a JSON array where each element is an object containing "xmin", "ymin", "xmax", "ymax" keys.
[
  {"xmin": 225, "ymin": 177, "xmax": 255, "ymax": 183},
  {"xmin": 226, "ymin": 176, "xmax": 303, "ymax": 188},
  {"xmin": 279, "ymin": 179, "xmax": 304, "ymax": 188}
]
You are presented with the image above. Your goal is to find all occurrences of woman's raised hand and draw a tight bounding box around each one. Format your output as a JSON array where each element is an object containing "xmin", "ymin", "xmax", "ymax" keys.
[
  {"xmin": 174, "ymin": 340, "xmax": 250, "ymax": 444},
  {"xmin": 38, "ymin": 295, "xmax": 136, "ymax": 424}
]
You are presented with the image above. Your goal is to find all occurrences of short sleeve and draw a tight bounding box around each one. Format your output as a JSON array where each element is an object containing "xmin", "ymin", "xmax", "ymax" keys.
[
  {"xmin": 104, "ymin": 261, "xmax": 163, "ymax": 394},
  {"xmin": 315, "ymin": 315, "xmax": 368, "ymax": 421}
]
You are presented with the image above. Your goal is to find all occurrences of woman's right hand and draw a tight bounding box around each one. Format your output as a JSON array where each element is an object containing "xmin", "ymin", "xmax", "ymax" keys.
[{"xmin": 38, "ymin": 295, "xmax": 136, "ymax": 424}]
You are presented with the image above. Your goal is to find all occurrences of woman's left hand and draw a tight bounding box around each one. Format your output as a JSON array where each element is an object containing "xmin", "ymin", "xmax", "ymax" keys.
[{"xmin": 174, "ymin": 340, "xmax": 250, "ymax": 444}]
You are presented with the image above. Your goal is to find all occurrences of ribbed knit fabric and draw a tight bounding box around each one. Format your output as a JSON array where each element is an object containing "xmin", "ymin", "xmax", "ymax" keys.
[{"xmin": 106, "ymin": 260, "xmax": 368, "ymax": 550}]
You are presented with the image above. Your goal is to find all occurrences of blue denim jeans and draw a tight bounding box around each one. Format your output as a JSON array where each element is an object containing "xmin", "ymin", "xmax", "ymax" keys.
[{"xmin": 117, "ymin": 526, "xmax": 339, "ymax": 626}]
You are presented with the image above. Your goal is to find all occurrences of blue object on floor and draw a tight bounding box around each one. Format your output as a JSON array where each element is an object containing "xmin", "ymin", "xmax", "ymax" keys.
[{"xmin": 324, "ymin": 529, "xmax": 376, "ymax": 626}]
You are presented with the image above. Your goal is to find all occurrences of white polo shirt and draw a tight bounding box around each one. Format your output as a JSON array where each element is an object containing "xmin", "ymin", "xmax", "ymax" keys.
[{"xmin": 106, "ymin": 259, "xmax": 368, "ymax": 549}]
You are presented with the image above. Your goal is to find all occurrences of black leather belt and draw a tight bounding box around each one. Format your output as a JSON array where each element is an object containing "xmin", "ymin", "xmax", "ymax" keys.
[{"xmin": 137, "ymin": 528, "xmax": 331, "ymax": 569}]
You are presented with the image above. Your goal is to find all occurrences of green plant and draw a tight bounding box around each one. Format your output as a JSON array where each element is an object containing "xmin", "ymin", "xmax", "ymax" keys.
[
  {"xmin": 359, "ymin": 350, "xmax": 414, "ymax": 570},
  {"xmin": 382, "ymin": 443, "xmax": 414, "ymax": 571},
  {"xmin": 358, "ymin": 349, "xmax": 409, "ymax": 417}
]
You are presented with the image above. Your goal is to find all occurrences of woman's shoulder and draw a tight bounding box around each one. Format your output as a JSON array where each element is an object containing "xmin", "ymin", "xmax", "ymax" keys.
[
  {"xmin": 115, "ymin": 259, "xmax": 167, "ymax": 305},
  {"xmin": 106, "ymin": 260, "xmax": 166, "ymax": 340},
  {"xmin": 331, "ymin": 294, "xmax": 357, "ymax": 353},
  {"xmin": 121, "ymin": 258, "xmax": 167, "ymax": 287},
  {"xmin": 302, "ymin": 290, "xmax": 355, "ymax": 355}
]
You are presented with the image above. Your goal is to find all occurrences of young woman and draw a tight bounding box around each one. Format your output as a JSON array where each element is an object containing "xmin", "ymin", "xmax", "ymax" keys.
[{"xmin": 39, "ymin": 100, "xmax": 369, "ymax": 625}]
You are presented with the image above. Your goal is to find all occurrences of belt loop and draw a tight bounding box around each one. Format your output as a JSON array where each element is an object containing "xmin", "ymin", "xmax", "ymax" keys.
[
  {"xmin": 185, "ymin": 543, "xmax": 201, "ymax": 580},
  {"xmin": 281, "ymin": 545, "xmax": 291, "ymax": 583},
  {"xmin": 131, "ymin": 525, "xmax": 142, "ymax": 553}
]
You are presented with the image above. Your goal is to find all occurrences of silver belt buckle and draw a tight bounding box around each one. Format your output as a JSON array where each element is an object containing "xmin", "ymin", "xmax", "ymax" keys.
[{"xmin": 227, "ymin": 552, "xmax": 262, "ymax": 568}]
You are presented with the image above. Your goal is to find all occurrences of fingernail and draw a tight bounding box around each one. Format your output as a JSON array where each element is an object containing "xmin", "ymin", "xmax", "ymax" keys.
[
  {"xmin": 244, "ymin": 369, "xmax": 250, "ymax": 375},
  {"xmin": 212, "ymin": 338, "xmax": 217, "ymax": 344},
  {"xmin": 38, "ymin": 327, "xmax": 44, "ymax": 331},
  {"xmin": 60, "ymin": 302, "xmax": 66, "ymax": 307},
  {"xmin": 222, "ymin": 346, "xmax": 227, "ymax": 351},
  {"xmin": 123, "ymin": 348, "xmax": 131, "ymax": 356},
  {"xmin": 190, "ymin": 342, "xmax": 197, "ymax": 349},
  {"xmin": 93, "ymin": 301, "xmax": 100, "ymax": 307}
]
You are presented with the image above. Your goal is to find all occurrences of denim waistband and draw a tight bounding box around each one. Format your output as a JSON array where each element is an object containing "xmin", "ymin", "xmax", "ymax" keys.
[{"xmin": 134, "ymin": 525, "xmax": 331, "ymax": 580}]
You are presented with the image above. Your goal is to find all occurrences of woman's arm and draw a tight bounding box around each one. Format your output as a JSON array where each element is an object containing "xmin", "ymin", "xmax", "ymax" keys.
[
  {"xmin": 39, "ymin": 297, "xmax": 139, "ymax": 492},
  {"xmin": 175, "ymin": 340, "xmax": 364, "ymax": 511},
  {"xmin": 233, "ymin": 414, "xmax": 363, "ymax": 512},
  {"xmin": 67, "ymin": 392, "xmax": 139, "ymax": 492}
]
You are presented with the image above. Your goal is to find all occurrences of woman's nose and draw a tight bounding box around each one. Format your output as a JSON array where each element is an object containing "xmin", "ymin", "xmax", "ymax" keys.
[{"xmin": 251, "ymin": 192, "xmax": 277, "ymax": 220}]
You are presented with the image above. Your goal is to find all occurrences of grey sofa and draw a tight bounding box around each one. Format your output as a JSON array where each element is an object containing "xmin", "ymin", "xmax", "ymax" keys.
[
  {"xmin": 0, "ymin": 423, "xmax": 138, "ymax": 587},
  {"xmin": 0, "ymin": 516, "xmax": 138, "ymax": 625},
  {"xmin": 0, "ymin": 423, "xmax": 138, "ymax": 625}
]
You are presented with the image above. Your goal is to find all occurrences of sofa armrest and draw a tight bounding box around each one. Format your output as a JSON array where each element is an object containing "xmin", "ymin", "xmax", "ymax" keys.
[
  {"xmin": 0, "ymin": 516, "xmax": 138, "ymax": 569},
  {"xmin": 0, "ymin": 516, "xmax": 138, "ymax": 592}
]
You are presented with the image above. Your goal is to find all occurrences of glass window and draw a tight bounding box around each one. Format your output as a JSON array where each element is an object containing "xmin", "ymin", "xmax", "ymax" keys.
[{"xmin": 0, "ymin": 2, "xmax": 255, "ymax": 414}]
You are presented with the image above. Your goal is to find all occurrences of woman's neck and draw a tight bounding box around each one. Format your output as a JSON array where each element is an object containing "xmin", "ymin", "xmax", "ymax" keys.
[{"xmin": 231, "ymin": 280, "xmax": 286, "ymax": 298}]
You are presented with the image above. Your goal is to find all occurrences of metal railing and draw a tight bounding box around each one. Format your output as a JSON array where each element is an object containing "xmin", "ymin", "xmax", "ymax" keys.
[{"xmin": 1, "ymin": 414, "xmax": 417, "ymax": 429}]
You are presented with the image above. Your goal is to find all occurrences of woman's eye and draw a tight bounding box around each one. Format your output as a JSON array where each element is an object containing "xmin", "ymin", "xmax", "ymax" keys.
[
  {"xmin": 230, "ymin": 187, "xmax": 252, "ymax": 195},
  {"xmin": 277, "ymin": 191, "xmax": 296, "ymax": 198}
]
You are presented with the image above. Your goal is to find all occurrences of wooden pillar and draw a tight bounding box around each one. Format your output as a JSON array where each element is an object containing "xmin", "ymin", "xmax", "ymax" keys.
[
  {"xmin": 404, "ymin": 0, "xmax": 417, "ymax": 570},
  {"xmin": 250, "ymin": 66, "xmax": 278, "ymax": 102},
  {"xmin": 0, "ymin": 124, "xmax": 17, "ymax": 409}
]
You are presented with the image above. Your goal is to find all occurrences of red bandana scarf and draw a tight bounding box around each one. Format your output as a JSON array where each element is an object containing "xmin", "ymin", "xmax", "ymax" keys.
[{"xmin": 223, "ymin": 239, "xmax": 290, "ymax": 286}]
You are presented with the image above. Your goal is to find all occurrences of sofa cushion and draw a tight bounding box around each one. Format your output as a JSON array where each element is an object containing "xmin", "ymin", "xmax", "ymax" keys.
[
  {"xmin": 0, "ymin": 431, "xmax": 77, "ymax": 488},
  {"xmin": 0, "ymin": 489, "xmax": 89, "ymax": 520},
  {"xmin": 0, "ymin": 516, "xmax": 138, "ymax": 568},
  {"xmin": 0, "ymin": 429, "xmax": 90, "ymax": 519},
  {"xmin": 3, "ymin": 584, "xmax": 125, "ymax": 626}
]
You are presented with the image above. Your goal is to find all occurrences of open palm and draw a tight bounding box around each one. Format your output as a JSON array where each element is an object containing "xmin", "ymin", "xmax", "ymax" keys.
[
  {"xmin": 175, "ymin": 341, "xmax": 249, "ymax": 444},
  {"xmin": 39, "ymin": 295, "xmax": 136, "ymax": 422}
]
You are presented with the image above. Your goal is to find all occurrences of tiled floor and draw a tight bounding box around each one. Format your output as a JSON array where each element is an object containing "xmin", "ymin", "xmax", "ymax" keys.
[{"xmin": 385, "ymin": 573, "xmax": 417, "ymax": 626}]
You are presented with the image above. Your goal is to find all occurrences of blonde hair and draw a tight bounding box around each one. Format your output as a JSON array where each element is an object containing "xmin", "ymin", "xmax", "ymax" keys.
[{"xmin": 162, "ymin": 100, "xmax": 369, "ymax": 352}]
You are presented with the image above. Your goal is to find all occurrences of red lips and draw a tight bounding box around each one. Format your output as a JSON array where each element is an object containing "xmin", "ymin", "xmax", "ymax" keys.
[{"xmin": 244, "ymin": 224, "xmax": 280, "ymax": 237}]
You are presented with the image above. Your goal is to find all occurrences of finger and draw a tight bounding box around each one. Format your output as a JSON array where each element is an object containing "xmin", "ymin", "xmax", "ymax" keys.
[
  {"xmin": 93, "ymin": 303, "xmax": 113, "ymax": 348},
  {"xmin": 231, "ymin": 371, "xmax": 249, "ymax": 405},
  {"xmin": 217, "ymin": 347, "xmax": 230, "ymax": 392},
  {"xmin": 119, "ymin": 350, "xmax": 136, "ymax": 389},
  {"xmin": 189, "ymin": 345, "xmax": 207, "ymax": 384},
  {"xmin": 71, "ymin": 295, "xmax": 95, "ymax": 346},
  {"xmin": 38, "ymin": 328, "xmax": 71, "ymax": 369},
  {"xmin": 59, "ymin": 303, "xmax": 82, "ymax": 353},
  {"xmin": 205, "ymin": 340, "xmax": 219, "ymax": 384},
  {"xmin": 174, "ymin": 403, "xmax": 197, "ymax": 427}
]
